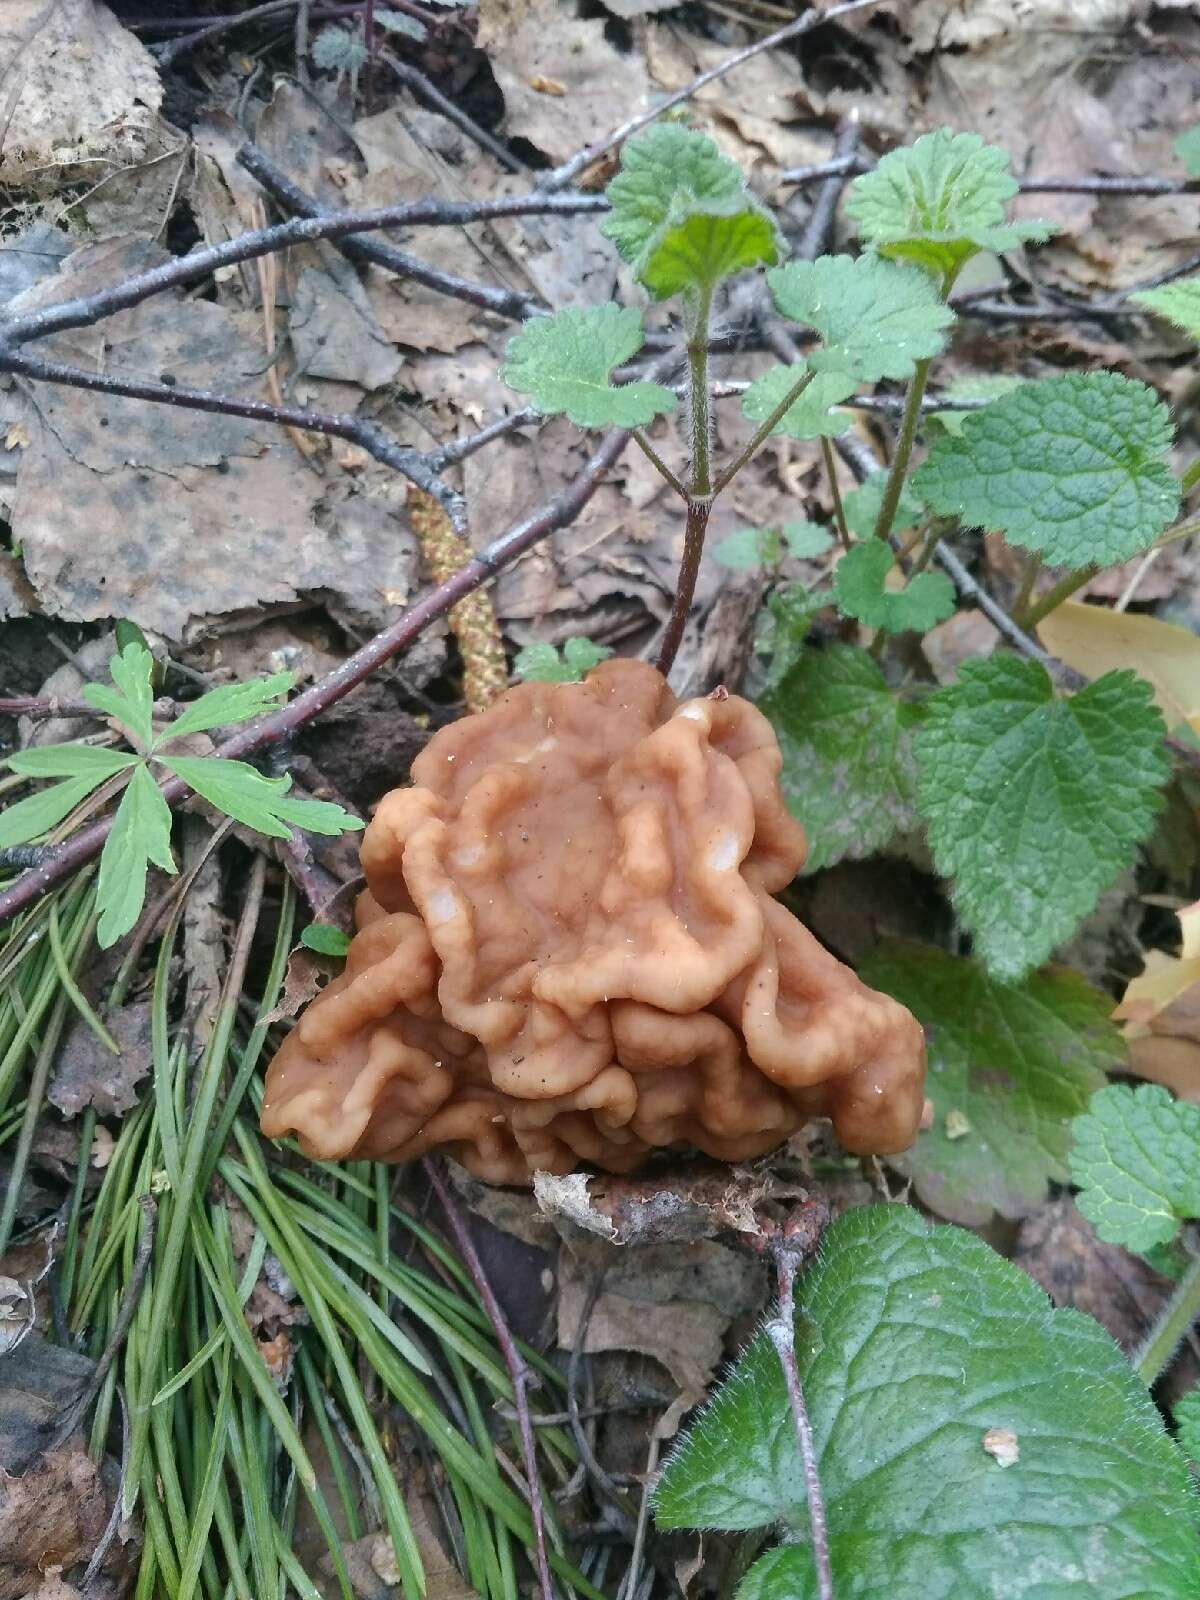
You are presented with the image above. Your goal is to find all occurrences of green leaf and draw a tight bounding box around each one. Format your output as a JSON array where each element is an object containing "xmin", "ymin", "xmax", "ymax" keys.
[
  {"xmin": 781, "ymin": 522, "xmax": 834, "ymax": 559},
  {"xmin": 1175, "ymin": 125, "xmax": 1200, "ymax": 177},
  {"xmin": 914, "ymin": 656, "xmax": 1169, "ymax": 983},
  {"xmin": 513, "ymin": 637, "xmax": 612, "ymax": 684},
  {"xmin": 766, "ymin": 255, "xmax": 953, "ymax": 382},
  {"xmin": 1175, "ymin": 1389, "xmax": 1200, "ymax": 1462},
  {"xmin": 1069, "ymin": 1083, "xmax": 1200, "ymax": 1251},
  {"xmin": 714, "ymin": 521, "xmax": 833, "ymax": 570},
  {"xmin": 600, "ymin": 123, "xmax": 781, "ymax": 298},
  {"xmin": 300, "ymin": 924, "xmax": 352, "ymax": 958},
  {"xmin": 832, "ymin": 541, "xmax": 954, "ymax": 634},
  {"xmin": 312, "ymin": 23, "xmax": 367, "ymax": 73},
  {"xmin": 1131, "ymin": 275, "xmax": 1200, "ymax": 342},
  {"xmin": 375, "ymin": 7, "xmax": 427, "ymax": 41},
  {"xmin": 160, "ymin": 672, "xmax": 295, "ymax": 742},
  {"xmin": 158, "ymin": 756, "xmax": 362, "ymax": 839},
  {"xmin": 913, "ymin": 372, "xmax": 1180, "ymax": 569},
  {"xmin": 96, "ymin": 763, "xmax": 176, "ymax": 948},
  {"xmin": 840, "ymin": 472, "xmax": 923, "ymax": 539},
  {"xmin": 655, "ymin": 1205, "xmax": 1199, "ymax": 1599},
  {"xmin": 6, "ymin": 744, "xmax": 139, "ymax": 779},
  {"xmin": 753, "ymin": 585, "xmax": 825, "ymax": 691},
  {"xmin": 926, "ymin": 373, "xmax": 1023, "ymax": 436},
  {"xmin": 501, "ymin": 306, "xmax": 677, "ymax": 428},
  {"xmin": 759, "ymin": 644, "xmax": 920, "ymax": 872},
  {"xmin": 83, "ymin": 642, "xmax": 157, "ymax": 747},
  {"xmin": 863, "ymin": 942, "xmax": 1122, "ymax": 1224},
  {"xmin": 0, "ymin": 774, "xmax": 114, "ymax": 849},
  {"xmin": 845, "ymin": 128, "xmax": 1055, "ymax": 281},
  {"xmin": 740, "ymin": 364, "xmax": 855, "ymax": 439}
]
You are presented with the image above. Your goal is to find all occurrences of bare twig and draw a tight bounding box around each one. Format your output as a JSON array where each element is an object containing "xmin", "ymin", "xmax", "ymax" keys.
[
  {"xmin": 82, "ymin": 1387, "xmax": 131, "ymax": 1591},
  {"xmin": 238, "ymin": 143, "xmax": 543, "ymax": 321},
  {"xmin": 424, "ymin": 1159, "xmax": 556, "ymax": 1600},
  {"xmin": 537, "ymin": 0, "xmax": 885, "ymax": 192},
  {"xmin": 796, "ymin": 117, "xmax": 860, "ymax": 263},
  {"xmin": 428, "ymin": 406, "xmax": 543, "ymax": 470},
  {"xmin": 379, "ymin": 50, "xmax": 526, "ymax": 174},
  {"xmin": 0, "ymin": 421, "xmax": 631, "ymax": 923},
  {"xmin": 781, "ymin": 156, "xmax": 1200, "ymax": 198}
]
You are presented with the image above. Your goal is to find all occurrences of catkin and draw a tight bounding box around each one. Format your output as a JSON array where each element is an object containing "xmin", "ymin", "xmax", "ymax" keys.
[{"xmin": 407, "ymin": 488, "xmax": 509, "ymax": 713}]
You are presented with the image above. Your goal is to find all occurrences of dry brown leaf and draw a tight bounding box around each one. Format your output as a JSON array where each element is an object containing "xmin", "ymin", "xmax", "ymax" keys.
[
  {"xmin": 1037, "ymin": 601, "xmax": 1200, "ymax": 734},
  {"xmin": 49, "ymin": 1001, "xmax": 151, "ymax": 1119},
  {"xmin": 288, "ymin": 264, "xmax": 403, "ymax": 391},
  {"xmin": 0, "ymin": 1449, "xmax": 108, "ymax": 1600}
]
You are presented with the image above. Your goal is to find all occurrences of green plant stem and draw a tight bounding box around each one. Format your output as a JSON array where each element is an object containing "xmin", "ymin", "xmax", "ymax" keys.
[
  {"xmin": 710, "ymin": 368, "xmax": 815, "ymax": 498},
  {"xmin": 631, "ymin": 429, "xmax": 686, "ymax": 499},
  {"xmin": 1134, "ymin": 1251, "xmax": 1200, "ymax": 1386},
  {"xmin": 1020, "ymin": 566, "xmax": 1099, "ymax": 631},
  {"xmin": 656, "ymin": 286, "xmax": 715, "ymax": 677},
  {"xmin": 1010, "ymin": 552, "xmax": 1044, "ymax": 627},
  {"xmin": 821, "ymin": 435, "xmax": 851, "ymax": 550},
  {"xmin": 0, "ymin": 988, "xmax": 70, "ymax": 1256},
  {"xmin": 872, "ymin": 357, "xmax": 932, "ymax": 542}
]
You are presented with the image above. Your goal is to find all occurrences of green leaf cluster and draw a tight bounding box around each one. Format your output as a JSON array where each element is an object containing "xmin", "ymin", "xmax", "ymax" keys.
[
  {"xmin": 1070, "ymin": 1083, "xmax": 1200, "ymax": 1250},
  {"xmin": 846, "ymin": 128, "xmax": 1056, "ymax": 282},
  {"xmin": 655, "ymin": 1205, "xmax": 1199, "ymax": 1599},
  {"xmin": 513, "ymin": 636, "xmax": 612, "ymax": 683},
  {"xmin": 711, "ymin": 522, "xmax": 832, "ymax": 570},
  {"xmin": 2, "ymin": 644, "xmax": 360, "ymax": 947},
  {"xmin": 832, "ymin": 541, "xmax": 954, "ymax": 634}
]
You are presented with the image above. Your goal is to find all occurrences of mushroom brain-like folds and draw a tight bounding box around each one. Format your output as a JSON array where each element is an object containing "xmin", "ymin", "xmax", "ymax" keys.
[{"xmin": 262, "ymin": 660, "xmax": 926, "ymax": 1183}]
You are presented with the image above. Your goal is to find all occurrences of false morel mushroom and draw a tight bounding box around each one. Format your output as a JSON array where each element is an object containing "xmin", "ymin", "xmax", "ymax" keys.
[{"xmin": 261, "ymin": 660, "xmax": 926, "ymax": 1183}]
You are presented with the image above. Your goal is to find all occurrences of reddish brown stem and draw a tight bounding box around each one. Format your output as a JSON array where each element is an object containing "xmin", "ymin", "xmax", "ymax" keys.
[
  {"xmin": 423, "ymin": 1160, "xmax": 556, "ymax": 1600},
  {"xmin": 767, "ymin": 1245, "xmax": 833, "ymax": 1600},
  {"xmin": 655, "ymin": 495, "xmax": 712, "ymax": 677}
]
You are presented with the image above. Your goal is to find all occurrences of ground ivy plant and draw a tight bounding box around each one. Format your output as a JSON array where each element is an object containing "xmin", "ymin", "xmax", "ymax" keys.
[{"xmin": 503, "ymin": 122, "xmax": 1199, "ymax": 1590}]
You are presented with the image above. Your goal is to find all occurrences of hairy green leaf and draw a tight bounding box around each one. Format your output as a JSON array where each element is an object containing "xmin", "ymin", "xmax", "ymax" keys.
[
  {"xmin": 832, "ymin": 541, "xmax": 954, "ymax": 633},
  {"xmin": 713, "ymin": 522, "xmax": 833, "ymax": 569},
  {"xmin": 84, "ymin": 641, "xmax": 156, "ymax": 747},
  {"xmin": 600, "ymin": 124, "xmax": 781, "ymax": 298},
  {"xmin": 760, "ymin": 644, "xmax": 920, "ymax": 871},
  {"xmin": 1131, "ymin": 275, "xmax": 1200, "ymax": 341},
  {"xmin": 753, "ymin": 586, "xmax": 825, "ymax": 690},
  {"xmin": 926, "ymin": 373, "xmax": 1022, "ymax": 435},
  {"xmin": 863, "ymin": 942, "xmax": 1122, "ymax": 1224},
  {"xmin": 312, "ymin": 23, "xmax": 368, "ymax": 72},
  {"xmin": 502, "ymin": 306, "xmax": 676, "ymax": 427},
  {"xmin": 1175, "ymin": 1389, "xmax": 1200, "ymax": 1462},
  {"xmin": 158, "ymin": 756, "xmax": 361, "ymax": 839},
  {"xmin": 300, "ymin": 924, "xmax": 353, "ymax": 958},
  {"xmin": 840, "ymin": 472, "xmax": 923, "ymax": 539},
  {"xmin": 655, "ymin": 1205, "xmax": 1198, "ymax": 1599},
  {"xmin": 1069, "ymin": 1083, "xmax": 1200, "ymax": 1251},
  {"xmin": 513, "ymin": 636, "xmax": 612, "ymax": 684},
  {"xmin": 767, "ymin": 254, "xmax": 953, "ymax": 381},
  {"xmin": 7, "ymin": 745, "xmax": 139, "ymax": 779},
  {"xmin": 160, "ymin": 672, "xmax": 295, "ymax": 742},
  {"xmin": 845, "ymin": 128, "xmax": 1055, "ymax": 281},
  {"xmin": 96, "ymin": 764, "xmax": 177, "ymax": 948},
  {"xmin": 0, "ymin": 774, "xmax": 113, "ymax": 849},
  {"xmin": 915, "ymin": 656, "xmax": 1169, "ymax": 983},
  {"xmin": 739, "ymin": 364, "xmax": 855, "ymax": 439},
  {"xmin": 914, "ymin": 372, "xmax": 1179, "ymax": 568}
]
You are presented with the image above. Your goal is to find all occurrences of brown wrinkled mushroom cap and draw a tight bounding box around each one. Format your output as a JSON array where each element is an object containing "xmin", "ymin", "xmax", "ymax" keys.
[{"xmin": 262, "ymin": 660, "xmax": 925, "ymax": 1183}]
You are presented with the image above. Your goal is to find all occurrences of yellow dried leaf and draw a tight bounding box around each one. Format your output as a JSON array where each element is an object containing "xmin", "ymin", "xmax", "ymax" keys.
[{"xmin": 1037, "ymin": 600, "xmax": 1200, "ymax": 733}]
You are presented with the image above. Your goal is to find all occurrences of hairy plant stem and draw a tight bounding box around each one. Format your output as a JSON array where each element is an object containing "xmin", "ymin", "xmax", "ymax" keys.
[
  {"xmin": 767, "ymin": 1248, "xmax": 833, "ymax": 1600},
  {"xmin": 1020, "ymin": 566, "xmax": 1099, "ymax": 631},
  {"xmin": 657, "ymin": 286, "xmax": 714, "ymax": 675},
  {"xmin": 631, "ymin": 429, "xmax": 687, "ymax": 499},
  {"xmin": 1010, "ymin": 552, "xmax": 1044, "ymax": 626},
  {"xmin": 871, "ymin": 358, "xmax": 932, "ymax": 542},
  {"xmin": 821, "ymin": 436, "xmax": 851, "ymax": 550},
  {"xmin": 1134, "ymin": 1252, "xmax": 1200, "ymax": 1386}
]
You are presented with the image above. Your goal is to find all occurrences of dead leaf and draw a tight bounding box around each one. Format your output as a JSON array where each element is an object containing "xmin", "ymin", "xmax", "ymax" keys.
[
  {"xmin": 23, "ymin": 1571, "xmax": 83, "ymax": 1600},
  {"xmin": 0, "ymin": 1448, "xmax": 108, "ymax": 1600},
  {"xmin": 1113, "ymin": 902, "xmax": 1200, "ymax": 1100},
  {"xmin": 288, "ymin": 264, "xmax": 403, "ymax": 391},
  {"xmin": 49, "ymin": 1001, "xmax": 151, "ymax": 1119},
  {"xmin": 262, "ymin": 947, "xmax": 328, "ymax": 1025},
  {"xmin": 533, "ymin": 1164, "xmax": 798, "ymax": 1245},
  {"xmin": 1037, "ymin": 602, "xmax": 1200, "ymax": 734}
]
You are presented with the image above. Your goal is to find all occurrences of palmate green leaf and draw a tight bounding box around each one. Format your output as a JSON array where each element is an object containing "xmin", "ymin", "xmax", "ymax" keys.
[
  {"xmin": 1069, "ymin": 1083, "xmax": 1200, "ymax": 1251},
  {"xmin": 915, "ymin": 656, "xmax": 1169, "ymax": 983},
  {"xmin": 654, "ymin": 1205, "xmax": 1199, "ymax": 1600},
  {"xmin": 759, "ymin": 644, "xmax": 921, "ymax": 871},
  {"xmin": 96, "ymin": 763, "xmax": 177, "ymax": 948},
  {"xmin": 840, "ymin": 471, "xmax": 923, "ymax": 538},
  {"xmin": 0, "ymin": 773, "xmax": 114, "ymax": 849},
  {"xmin": 845, "ymin": 128, "xmax": 1055, "ymax": 281},
  {"xmin": 767, "ymin": 254, "xmax": 953, "ymax": 382},
  {"xmin": 1131, "ymin": 275, "xmax": 1200, "ymax": 341},
  {"xmin": 914, "ymin": 372, "xmax": 1180, "ymax": 569},
  {"xmin": 513, "ymin": 636, "xmax": 612, "ymax": 684},
  {"xmin": 159, "ymin": 671, "xmax": 295, "ymax": 742},
  {"xmin": 158, "ymin": 756, "xmax": 362, "ymax": 839},
  {"xmin": 83, "ymin": 641, "xmax": 156, "ymax": 747},
  {"xmin": 502, "ymin": 306, "xmax": 676, "ymax": 428},
  {"xmin": 832, "ymin": 541, "xmax": 954, "ymax": 634},
  {"xmin": 863, "ymin": 942, "xmax": 1122, "ymax": 1224},
  {"xmin": 600, "ymin": 123, "xmax": 781, "ymax": 298},
  {"xmin": 739, "ymin": 364, "xmax": 855, "ymax": 439},
  {"xmin": 6, "ymin": 744, "xmax": 139, "ymax": 780}
]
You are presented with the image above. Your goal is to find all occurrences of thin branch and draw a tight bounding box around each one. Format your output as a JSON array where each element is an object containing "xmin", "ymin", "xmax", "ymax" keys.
[
  {"xmin": 781, "ymin": 156, "xmax": 1200, "ymax": 198},
  {"xmin": 537, "ymin": 0, "xmax": 885, "ymax": 192},
  {"xmin": 424, "ymin": 1159, "xmax": 556, "ymax": 1600},
  {"xmin": 154, "ymin": 0, "xmax": 320, "ymax": 63},
  {"xmin": 796, "ymin": 116, "xmax": 860, "ymax": 263},
  {"xmin": 238, "ymin": 143, "xmax": 543, "ymax": 321},
  {"xmin": 0, "ymin": 186, "xmax": 603, "ymax": 348},
  {"xmin": 428, "ymin": 406, "xmax": 542, "ymax": 470},
  {"xmin": 0, "ymin": 425, "xmax": 632, "ymax": 926},
  {"xmin": 932, "ymin": 543, "xmax": 1083, "ymax": 686},
  {"xmin": 711, "ymin": 368, "xmax": 815, "ymax": 498},
  {"xmin": 821, "ymin": 436, "xmax": 851, "ymax": 550},
  {"xmin": 631, "ymin": 429, "xmax": 687, "ymax": 499},
  {"xmin": 4, "ymin": 348, "xmax": 468, "ymax": 532},
  {"xmin": 379, "ymin": 50, "xmax": 526, "ymax": 174}
]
